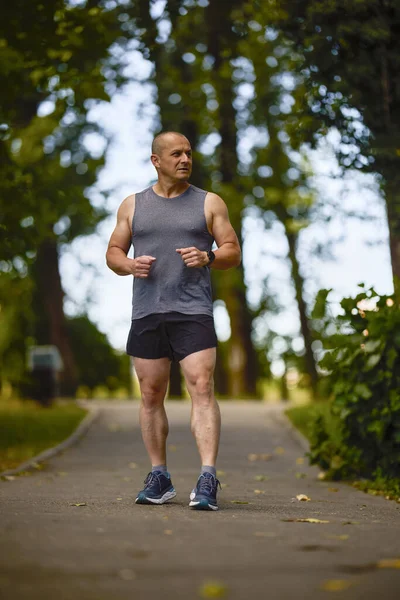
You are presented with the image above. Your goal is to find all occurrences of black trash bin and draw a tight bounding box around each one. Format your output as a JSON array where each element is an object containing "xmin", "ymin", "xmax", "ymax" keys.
[{"xmin": 27, "ymin": 346, "xmax": 63, "ymax": 407}]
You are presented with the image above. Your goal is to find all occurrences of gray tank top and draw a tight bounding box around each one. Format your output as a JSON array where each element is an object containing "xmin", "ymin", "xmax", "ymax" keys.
[{"xmin": 131, "ymin": 184, "xmax": 214, "ymax": 320}]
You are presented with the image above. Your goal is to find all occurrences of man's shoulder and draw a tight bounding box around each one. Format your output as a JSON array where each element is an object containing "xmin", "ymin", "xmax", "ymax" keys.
[
  {"xmin": 135, "ymin": 185, "xmax": 153, "ymax": 197},
  {"xmin": 204, "ymin": 190, "xmax": 225, "ymax": 207},
  {"xmin": 189, "ymin": 184, "xmax": 208, "ymax": 196}
]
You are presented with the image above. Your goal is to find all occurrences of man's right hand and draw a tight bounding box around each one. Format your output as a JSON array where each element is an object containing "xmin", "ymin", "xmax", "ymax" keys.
[{"xmin": 133, "ymin": 255, "xmax": 156, "ymax": 278}]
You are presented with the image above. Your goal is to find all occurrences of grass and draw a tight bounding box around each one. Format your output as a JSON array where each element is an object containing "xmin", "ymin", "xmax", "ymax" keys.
[
  {"xmin": 285, "ymin": 401, "xmax": 342, "ymax": 445},
  {"xmin": 0, "ymin": 399, "xmax": 87, "ymax": 472}
]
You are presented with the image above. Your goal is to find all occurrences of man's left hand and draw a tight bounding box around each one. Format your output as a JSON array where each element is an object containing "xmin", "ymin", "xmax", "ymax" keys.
[{"xmin": 176, "ymin": 247, "xmax": 208, "ymax": 268}]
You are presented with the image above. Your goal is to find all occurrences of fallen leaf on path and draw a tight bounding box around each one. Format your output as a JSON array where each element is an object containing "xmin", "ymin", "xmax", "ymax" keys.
[
  {"xmin": 162, "ymin": 516, "xmax": 169, "ymax": 520},
  {"xmin": 221, "ymin": 483, "xmax": 228, "ymax": 488},
  {"xmin": 321, "ymin": 579, "xmax": 353, "ymax": 592},
  {"xmin": 116, "ymin": 497, "xmax": 123, "ymax": 501},
  {"xmin": 254, "ymin": 489, "xmax": 265, "ymax": 495},
  {"xmin": 108, "ymin": 423, "xmax": 121, "ymax": 432},
  {"xmin": 260, "ymin": 453, "xmax": 272, "ymax": 461},
  {"xmin": 295, "ymin": 472, "xmax": 307, "ymax": 479},
  {"xmin": 216, "ymin": 470, "xmax": 226, "ymax": 477},
  {"xmin": 296, "ymin": 457, "xmax": 305, "ymax": 464},
  {"xmin": 377, "ymin": 558, "xmax": 400, "ymax": 569},
  {"xmin": 128, "ymin": 462, "xmax": 137, "ymax": 469},
  {"xmin": 326, "ymin": 534, "xmax": 349, "ymax": 541},
  {"xmin": 164, "ymin": 529, "xmax": 173, "ymax": 535},
  {"xmin": 122, "ymin": 477, "xmax": 131, "ymax": 482},
  {"xmin": 71, "ymin": 503, "xmax": 87, "ymax": 507},
  {"xmin": 57, "ymin": 472, "xmax": 68, "ymax": 477},
  {"xmin": 231, "ymin": 500, "xmax": 249, "ymax": 504},
  {"xmin": 254, "ymin": 475, "xmax": 268, "ymax": 482},
  {"xmin": 118, "ymin": 569, "xmax": 136, "ymax": 581},
  {"xmin": 296, "ymin": 517, "xmax": 329, "ymax": 523},
  {"xmin": 274, "ymin": 446, "xmax": 285, "ymax": 455},
  {"xmin": 300, "ymin": 518, "xmax": 329, "ymax": 523},
  {"xmin": 168, "ymin": 445, "xmax": 177, "ymax": 452},
  {"xmin": 282, "ymin": 518, "xmax": 329, "ymax": 524},
  {"xmin": 199, "ymin": 581, "xmax": 228, "ymax": 598},
  {"xmin": 2, "ymin": 476, "xmax": 15, "ymax": 481},
  {"xmin": 296, "ymin": 494, "xmax": 311, "ymax": 502},
  {"xmin": 247, "ymin": 453, "xmax": 272, "ymax": 462},
  {"xmin": 318, "ymin": 472, "xmax": 327, "ymax": 480}
]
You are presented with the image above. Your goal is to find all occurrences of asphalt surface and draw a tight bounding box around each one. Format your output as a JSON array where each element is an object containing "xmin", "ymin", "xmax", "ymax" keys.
[{"xmin": 1, "ymin": 400, "xmax": 400, "ymax": 600}]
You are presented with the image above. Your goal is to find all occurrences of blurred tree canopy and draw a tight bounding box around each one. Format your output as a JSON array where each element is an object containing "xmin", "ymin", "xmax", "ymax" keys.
[
  {"xmin": 0, "ymin": 0, "xmax": 137, "ymax": 395},
  {"xmin": 1, "ymin": 0, "xmax": 397, "ymax": 400},
  {"xmin": 275, "ymin": 0, "xmax": 400, "ymax": 292}
]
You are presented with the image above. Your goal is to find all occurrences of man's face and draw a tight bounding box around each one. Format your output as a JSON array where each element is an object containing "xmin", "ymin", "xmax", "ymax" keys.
[{"xmin": 152, "ymin": 135, "xmax": 192, "ymax": 181}]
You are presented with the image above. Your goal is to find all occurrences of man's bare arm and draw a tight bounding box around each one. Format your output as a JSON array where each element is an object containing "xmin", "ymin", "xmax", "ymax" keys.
[
  {"xmin": 176, "ymin": 193, "xmax": 241, "ymax": 270},
  {"xmin": 106, "ymin": 195, "xmax": 156, "ymax": 277},
  {"xmin": 206, "ymin": 193, "xmax": 241, "ymax": 269}
]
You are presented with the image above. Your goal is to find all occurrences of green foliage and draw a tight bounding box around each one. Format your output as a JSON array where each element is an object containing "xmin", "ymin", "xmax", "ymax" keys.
[
  {"xmin": 0, "ymin": 273, "xmax": 34, "ymax": 395},
  {"xmin": 308, "ymin": 287, "xmax": 400, "ymax": 482},
  {"xmin": 66, "ymin": 316, "xmax": 131, "ymax": 394},
  {"xmin": 0, "ymin": 0, "xmax": 136, "ymax": 266}
]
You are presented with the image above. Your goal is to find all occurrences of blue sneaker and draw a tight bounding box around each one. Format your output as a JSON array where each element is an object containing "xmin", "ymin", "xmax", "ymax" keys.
[
  {"xmin": 189, "ymin": 472, "xmax": 221, "ymax": 511},
  {"xmin": 135, "ymin": 471, "xmax": 176, "ymax": 505}
]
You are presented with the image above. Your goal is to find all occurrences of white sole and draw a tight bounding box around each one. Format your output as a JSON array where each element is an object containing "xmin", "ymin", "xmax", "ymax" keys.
[
  {"xmin": 189, "ymin": 499, "xmax": 218, "ymax": 511},
  {"xmin": 135, "ymin": 489, "xmax": 176, "ymax": 504}
]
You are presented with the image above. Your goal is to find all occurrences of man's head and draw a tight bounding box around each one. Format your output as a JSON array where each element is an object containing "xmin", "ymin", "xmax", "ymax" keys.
[{"xmin": 151, "ymin": 132, "xmax": 192, "ymax": 182}]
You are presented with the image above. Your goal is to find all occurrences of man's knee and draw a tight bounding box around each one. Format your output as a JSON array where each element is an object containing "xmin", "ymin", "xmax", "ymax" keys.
[
  {"xmin": 188, "ymin": 374, "xmax": 214, "ymax": 401},
  {"xmin": 140, "ymin": 381, "xmax": 166, "ymax": 408}
]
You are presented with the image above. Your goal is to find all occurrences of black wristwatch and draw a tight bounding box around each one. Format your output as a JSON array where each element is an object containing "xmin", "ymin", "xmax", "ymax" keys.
[{"xmin": 206, "ymin": 250, "xmax": 215, "ymax": 266}]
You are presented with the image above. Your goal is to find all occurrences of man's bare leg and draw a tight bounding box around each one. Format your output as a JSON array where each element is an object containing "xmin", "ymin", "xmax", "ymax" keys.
[
  {"xmin": 180, "ymin": 348, "xmax": 220, "ymax": 466},
  {"xmin": 134, "ymin": 357, "xmax": 171, "ymax": 466}
]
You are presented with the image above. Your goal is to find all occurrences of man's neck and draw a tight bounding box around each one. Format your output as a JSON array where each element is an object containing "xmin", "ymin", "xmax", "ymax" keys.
[{"xmin": 152, "ymin": 179, "xmax": 190, "ymax": 198}]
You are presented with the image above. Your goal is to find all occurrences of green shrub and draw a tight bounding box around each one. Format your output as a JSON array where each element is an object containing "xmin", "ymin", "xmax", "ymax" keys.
[{"xmin": 309, "ymin": 286, "xmax": 400, "ymax": 482}]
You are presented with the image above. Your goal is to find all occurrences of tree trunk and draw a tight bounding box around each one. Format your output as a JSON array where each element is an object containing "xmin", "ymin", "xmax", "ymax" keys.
[
  {"xmin": 206, "ymin": 0, "xmax": 259, "ymax": 397},
  {"xmin": 285, "ymin": 229, "xmax": 319, "ymax": 398},
  {"xmin": 379, "ymin": 46, "xmax": 400, "ymax": 294},
  {"xmin": 31, "ymin": 239, "xmax": 78, "ymax": 395},
  {"xmin": 386, "ymin": 195, "xmax": 400, "ymax": 291}
]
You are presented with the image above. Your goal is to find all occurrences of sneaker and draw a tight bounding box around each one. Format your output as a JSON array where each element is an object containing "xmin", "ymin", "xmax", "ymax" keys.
[
  {"xmin": 189, "ymin": 472, "xmax": 221, "ymax": 511},
  {"xmin": 135, "ymin": 471, "xmax": 176, "ymax": 505}
]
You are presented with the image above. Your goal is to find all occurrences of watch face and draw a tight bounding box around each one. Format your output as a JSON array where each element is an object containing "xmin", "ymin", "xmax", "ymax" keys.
[{"xmin": 208, "ymin": 250, "xmax": 215, "ymax": 263}]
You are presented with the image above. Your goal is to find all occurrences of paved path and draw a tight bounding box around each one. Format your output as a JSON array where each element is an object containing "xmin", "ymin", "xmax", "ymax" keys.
[{"xmin": 1, "ymin": 401, "xmax": 400, "ymax": 600}]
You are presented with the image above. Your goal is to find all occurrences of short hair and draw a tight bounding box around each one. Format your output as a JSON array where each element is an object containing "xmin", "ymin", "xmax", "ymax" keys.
[{"xmin": 151, "ymin": 131, "xmax": 190, "ymax": 155}]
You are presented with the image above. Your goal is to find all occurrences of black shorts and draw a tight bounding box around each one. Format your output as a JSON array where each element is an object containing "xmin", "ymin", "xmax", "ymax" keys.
[{"xmin": 126, "ymin": 312, "xmax": 218, "ymax": 362}]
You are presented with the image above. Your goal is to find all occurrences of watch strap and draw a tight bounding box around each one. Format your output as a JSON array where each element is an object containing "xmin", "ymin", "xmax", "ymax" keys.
[{"xmin": 207, "ymin": 250, "xmax": 215, "ymax": 265}]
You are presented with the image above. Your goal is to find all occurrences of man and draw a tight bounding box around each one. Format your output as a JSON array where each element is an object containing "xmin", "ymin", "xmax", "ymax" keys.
[{"xmin": 106, "ymin": 131, "xmax": 241, "ymax": 511}]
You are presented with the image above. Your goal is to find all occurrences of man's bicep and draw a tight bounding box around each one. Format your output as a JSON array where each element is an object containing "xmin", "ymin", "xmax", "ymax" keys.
[
  {"xmin": 211, "ymin": 200, "xmax": 240, "ymax": 248},
  {"xmin": 108, "ymin": 221, "xmax": 132, "ymax": 254},
  {"xmin": 107, "ymin": 202, "xmax": 132, "ymax": 254}
]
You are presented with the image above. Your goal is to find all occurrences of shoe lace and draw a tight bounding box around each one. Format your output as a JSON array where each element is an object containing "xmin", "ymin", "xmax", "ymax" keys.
[
  {"xmin": 197, "ymin": 473, "xmax": 221, "ymax": 494},
  {"xmin": 143, "ymin": 472, "xmax": 163, "ymax": 490}
]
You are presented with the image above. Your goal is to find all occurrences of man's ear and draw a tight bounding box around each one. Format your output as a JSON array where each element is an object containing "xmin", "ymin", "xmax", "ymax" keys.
[{"xmin": 151, "ymin": 154, "xmax": 160, "ymax": 168}]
